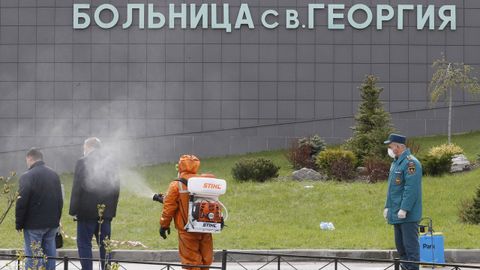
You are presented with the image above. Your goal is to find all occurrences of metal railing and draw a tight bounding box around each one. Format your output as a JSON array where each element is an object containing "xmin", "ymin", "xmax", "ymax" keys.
[
  {"xmin": 1, "ymin": 250, "xmax": 479, "ymax": 270},
  {"xmin": 221, "ymin": 250, "xmax": 480, "ymax": 270},
  {"xmin": 0, "ymin": 254, "xmax": 220, "ymax": 270}
]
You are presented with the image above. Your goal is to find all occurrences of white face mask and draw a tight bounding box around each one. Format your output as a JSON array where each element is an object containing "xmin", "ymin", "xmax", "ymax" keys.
[{"xmin": 388, "ymin": 148, "xmax": 396, "ymax": 159}]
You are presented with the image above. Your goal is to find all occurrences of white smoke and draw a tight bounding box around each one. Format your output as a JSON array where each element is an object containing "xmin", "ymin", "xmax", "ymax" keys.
[
  {"xmin": 5, "ymin": 98, "xmax": 168, "ymax": 200},
  {"xmin": 119, "ymin": 170, "xmax": 156, "ymax": 198},
  {"xmin": 82, "ymin": 136, "xmax": 158, "ymax": 198}
]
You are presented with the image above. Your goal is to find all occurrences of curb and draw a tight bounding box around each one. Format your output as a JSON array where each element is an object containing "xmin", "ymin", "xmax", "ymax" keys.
[{"xmin": 2, "ymin": 249, "xmax": 480, "ymax": 263}]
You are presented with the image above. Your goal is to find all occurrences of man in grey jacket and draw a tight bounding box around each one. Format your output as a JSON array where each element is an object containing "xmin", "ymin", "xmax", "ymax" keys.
[{"xmin": 16, "ymin": 148, "xmax": 63, "ymax": 270}]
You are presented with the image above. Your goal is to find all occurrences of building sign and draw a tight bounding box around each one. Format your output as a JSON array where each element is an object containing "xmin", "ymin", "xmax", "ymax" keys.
[{"xmin": 73, "ymin": 3, "xmax": 456, "ymax": 32}]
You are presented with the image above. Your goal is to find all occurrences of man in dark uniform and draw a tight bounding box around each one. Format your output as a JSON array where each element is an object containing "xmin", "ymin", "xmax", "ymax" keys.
[
  {"xmin": 384, "ymin": 133, "xmax": 422, "ymax": 270},
  {"xmin": 69, "ymin": 137, "xmax": 120, "ymax": 270},
  {"xmin": 16, "ymin": 148, "xmax": 63, "ymax": 270}
]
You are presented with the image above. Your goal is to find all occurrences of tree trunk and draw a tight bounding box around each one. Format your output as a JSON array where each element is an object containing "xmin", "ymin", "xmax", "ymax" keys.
[
  {"xmin": 447, "ymin": 63, "xmax": 452, "ymax": 145},
  {"xmin": 448, "ymin": 87, "xmax": 452, "ymax": 144}
]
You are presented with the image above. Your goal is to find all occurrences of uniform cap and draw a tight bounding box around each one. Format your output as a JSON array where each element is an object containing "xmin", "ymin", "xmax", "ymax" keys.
[{"xmin": 384, "ymin": 133, "xmax": 406, "ymax": 145}]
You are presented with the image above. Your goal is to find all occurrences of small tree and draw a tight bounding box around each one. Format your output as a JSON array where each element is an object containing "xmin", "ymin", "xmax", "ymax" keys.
[
  {"xmin": 429, "ymin": 55, "xmax": 480, "ymax": 144},
  {"xmin": 0, "ymin": 172, "xmax": 17, "ymax": 226},
  {"xmin": 347, "ymin": 75, "xmax": 394, "ymax": 162}
]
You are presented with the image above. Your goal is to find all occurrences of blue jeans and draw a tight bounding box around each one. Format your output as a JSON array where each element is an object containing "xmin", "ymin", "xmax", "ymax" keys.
[
  {"xmin": 77, "ymin": 219, "xmax": 111, "ymax": 270},
  {"xmin": 23, "ymin": 227, "xmax": 57, "ymax": 270},
  {"xmin": 394, "ymin": 222, "xmax": 420, "ymax": 270}
]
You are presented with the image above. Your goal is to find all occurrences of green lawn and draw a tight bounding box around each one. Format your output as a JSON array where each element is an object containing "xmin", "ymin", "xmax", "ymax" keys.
[{"xmin": 0, "ymin": 131, "xmax": 479, "ymax": 250}]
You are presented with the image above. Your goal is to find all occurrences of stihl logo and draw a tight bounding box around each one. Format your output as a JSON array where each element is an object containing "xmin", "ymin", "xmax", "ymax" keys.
[{"xmin": 203, "ymin": 183, "xmax": 222, "ymax": 189}]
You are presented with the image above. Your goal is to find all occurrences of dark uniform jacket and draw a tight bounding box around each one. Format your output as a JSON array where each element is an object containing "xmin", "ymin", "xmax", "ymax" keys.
[
  {"xmin": 15, "ymin": 161, "xmax": 63, "ymax": 230},
  {"xmin": 69, "ymin": 150, "xmax": 120, "ymax": 220}
]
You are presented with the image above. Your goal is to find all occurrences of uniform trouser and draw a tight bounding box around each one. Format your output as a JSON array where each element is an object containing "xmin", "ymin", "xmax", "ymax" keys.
[
  {"xmin": 178, "ymin": 230, "xmax": 213, "ymax": 270},
  {"xmin": 394, "ymin": 222, "xmax": 419, "ymax": 270}
]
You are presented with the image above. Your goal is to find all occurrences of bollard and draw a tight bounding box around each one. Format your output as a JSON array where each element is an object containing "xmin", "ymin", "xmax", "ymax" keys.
[
  {"xmin": 221, "ymin": 250, "xmax": 227, "ymax": 270},
  {"xmin": 394, "ymin": 258, "xmax": 400, "ymax": 270}
]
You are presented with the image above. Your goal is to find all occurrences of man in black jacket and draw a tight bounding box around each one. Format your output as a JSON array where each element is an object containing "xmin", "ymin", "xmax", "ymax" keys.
[
  {"xmin": 69, "ymin": 137, "xmax": 120, "ymax": 270},
  {"xmin": 15, "ymin": 148, "xmax": 63, "ymax": 270}
]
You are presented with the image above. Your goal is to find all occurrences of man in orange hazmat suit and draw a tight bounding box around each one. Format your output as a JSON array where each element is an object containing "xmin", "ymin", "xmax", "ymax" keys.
[{"xmin": 160, "ymin": 154, "xmax": 214, "ymax": 270}]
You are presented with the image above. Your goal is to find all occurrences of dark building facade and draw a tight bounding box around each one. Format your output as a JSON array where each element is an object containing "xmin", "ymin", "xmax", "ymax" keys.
[{"xmin": 1, "ymin": 0, "xmax": 479, "ymax": 174}]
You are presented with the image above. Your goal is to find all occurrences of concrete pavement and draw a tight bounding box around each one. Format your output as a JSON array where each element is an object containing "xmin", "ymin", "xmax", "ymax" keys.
[{"xmin": 1, "ymin": 260, "xmax": 479, "ymax": 270}]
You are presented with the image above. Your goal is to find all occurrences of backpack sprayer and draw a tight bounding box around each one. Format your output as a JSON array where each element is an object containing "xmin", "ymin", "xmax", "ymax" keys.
[
  {"xmin": 184, "ymin": 177, "xmax": 228, "ymax": 233},
  {"xmin": 153, "ymin": 177, "xmax": 228, "ymax": 234},
  {"xmin": 419, "ymin": 217, "xmax": 445, "ymax": 267},
  {"xmin": 419, "ymin": 217, "xmax": 433, "ymax": 234}
]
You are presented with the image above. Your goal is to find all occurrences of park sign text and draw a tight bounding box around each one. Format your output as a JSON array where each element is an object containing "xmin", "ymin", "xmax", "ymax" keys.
[{"xmin": 73, "ymin": 3, "xmax": 456, "ymax": 32}]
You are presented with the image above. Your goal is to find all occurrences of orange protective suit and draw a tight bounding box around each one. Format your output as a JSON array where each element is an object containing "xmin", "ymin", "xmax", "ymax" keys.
[{"xmin": 160, "ymin": 155, "xmax": 214, "ymax": 270}]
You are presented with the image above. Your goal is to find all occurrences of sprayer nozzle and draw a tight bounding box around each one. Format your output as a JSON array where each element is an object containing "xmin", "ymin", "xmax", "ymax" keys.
[{"xmin": 153, "ymin": 193, "xmax": 164, "ymax": 204}]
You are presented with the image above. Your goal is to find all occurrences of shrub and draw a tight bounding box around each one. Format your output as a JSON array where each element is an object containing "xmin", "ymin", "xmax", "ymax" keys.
[
  {"xmin": 459, "ymin": 185, "xmax": 480, "ymax": 224},
  {"xmin": 231, "ymin": 158, "xmax": 280, "ymax": 182},
  {"xmin": 316, "ymin": 149, "xmax": 357, "ymax": 180},
  {"xmin": 298, "ymin": 134, "xmax": 326, "ymax": 156},
  {"xmin": 421, "ymin": 154, "xmax": 452, "ymax": 176},
  {"xmin": 330, "ymin": 158, "xmax": 356, "ymax": 180},
  {"xmin": 286, "ymin": 135, "xmax": 326, "ymax": 170},
  {"xmin": 364, "ymin": 157, "xmax": 391, "ymax": 183},
  {"xmin": 406, "ymin": 139, "xmax": 421, "ymax": 155},
  {"xmin": 286, "ymin": 142, "xmax": 316, "ymax": 170},
  {"xmin": 428, "ymin": 143, "xmax": 464, "ymax": 158}
]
